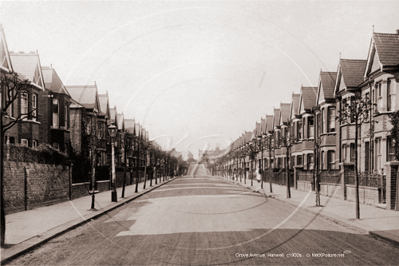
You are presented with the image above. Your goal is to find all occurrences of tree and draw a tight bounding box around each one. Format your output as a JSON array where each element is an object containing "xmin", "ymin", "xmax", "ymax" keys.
[
  {"xmin": 279, "ymin": 124, "xmax": 292, "ymax": 198},
  {"xmin": 1, "ymin": 72, "xmax": 35, "ymax": 246},
  {"xmin": 389, "ymin": 110, "xmax": 399, "ymax": 160},
  {"xmin": 337, "ymin": 93, "xmax": 373, "ymax": 219}
]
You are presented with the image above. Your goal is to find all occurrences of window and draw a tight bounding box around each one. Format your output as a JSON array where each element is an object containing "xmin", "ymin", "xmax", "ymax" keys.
[
  {"xmin": 297, "ymin": 120, "xmax": 302, "ymax": 140},
  {"xmin": 21, "ymin": 139, "xmax": 29, "ymax": 147},
  {"xmin": 6, "ymin": 89, "xmax": 14, "ymax": 117},
  {"xmin": 32, "ymin": 94, "xmax": 37, "ymax": 121},
  {"xmin": 307, "ymin": 154, "xmax": 314, "ymax": 170},
  {"xmin": 52, "ymin": 99, "xmax": 59, "ymax": 127},
  {"xmin": 297, "ymin": 155, "xmax": 302, "ymax": 166},
  {"xmin": 387, "ymin": 137, "xmax": 395, "ymax": 162},
  {"xmin": 375, "ymin": 138, "xmax": 382, "ymax": 171},
  {"xmin": 9, "ymin": 137, "xmax": 15, "ymax": 144},
  {"xmin": 32, "ymin": 140, "xmax": 38, "ymax": 148},
  {"xmin": 97, "ymin": 122, "xmax": 102, "ymax": 139},
  {"xmin": 327, "ymin": 151, "xmax": 335, "ymax": 169},
  {"xmin": 308, "ymin": 116, "xmax": 314, "ymax": 138},
  {"xmin": 342, "ymin": 144, "xmax": 347, "ymax": 162},
  {"xmin": 387, "ymin": 79, "xmax": 393, "ymax": 111},
  {"xmin": 64, "ymin": 103, "xmax": 68, "ymax": 128},
  {"xmin": 322, "ymin": 108, "xmax": 327, "ymax": 132},
  {"xmin": 317, "ymin": 112, "xmax": 322, "ymax": 136},
  {"xmin": 86, "ymin": 117, "xmax": 91, "ymax": 135},
  {"xmin": 350, "ymin": 143, "xmax": 355, "ymax": 162},
  {"xmin": 377, "ymin": 83, "xmax": 382, "ymax": 112},
  {"xmin": 20, "ymin": 93, "xmax": 28, "ymax": 121},
  {"xmin": 321, "ymin": 151, "xmax": 325, "ymax": 169},
  {"xmin": 328, "ymin": 107, "xmax": 335, "ymax": 132}
]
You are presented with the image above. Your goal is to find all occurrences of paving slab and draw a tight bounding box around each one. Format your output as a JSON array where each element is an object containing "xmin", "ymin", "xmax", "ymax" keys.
[
  {"xmin": 1, "ymin": 177, "xmax": 175, "ymax": 264},
  {"xmin": 221, "ymin": 175, "xmax": 399, "ymax": 245}
]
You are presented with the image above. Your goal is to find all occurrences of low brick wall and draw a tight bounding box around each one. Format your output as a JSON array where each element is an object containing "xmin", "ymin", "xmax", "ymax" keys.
[
  {"xmin": 346, "ymin": 185, "xmax": 379, "ymax": 206},
  {"xmin": 3, "ymin": 161, "xmax": 70, "ymax": 214},
  {"xmin": 71, "ymin": 182, "xmax": 90, "ymax": 200},
  {"xmin": 320, "ymin": 183, "xmax": 342, "ymax": 199},
  {"xmin": 97, "ymin": 180, "xmax": 110, "ymax": 192},
  {"xmin": 297, "ymin": 180, "xmax": 311, "ymax": 192}
]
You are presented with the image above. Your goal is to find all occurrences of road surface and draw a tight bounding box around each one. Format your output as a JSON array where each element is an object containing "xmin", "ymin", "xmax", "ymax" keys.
[{"xmin": 7, "ymin": 164, "xmax": 399, "ymax": 265}]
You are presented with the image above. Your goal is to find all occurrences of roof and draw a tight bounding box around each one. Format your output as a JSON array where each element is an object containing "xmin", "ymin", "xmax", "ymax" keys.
[
  {"xmin": 279, "ymin": 103, "xmax": 291, "ymax": 124},
  {"xmin": 98, "ymin": 92, "xmax": 110, "ymax": 118},
  {"xmin": 319, "ymin": 71, "xmax": 337, "ymax": 100},
  {"xmin": 66, "ymin": 84, "xmax": 99, "ymax": 110},
  {"xmin": 301, "ymin": 86, "xmax": 317, "ymax": 111},
  {"xmin": 42, "ymin": 66, "xmax": 70, "ymax": 96},
  {"xmin": 117, "ymin": 113, "xmax": 124, "ymax": 130},
  {"xmin": 110, "ymin": 106, "xmax": 117, "ymax": 125},
  {"xmin": 373, "ymin": 32, "xmax": 399, "ymax": 67},
  {"xmin": 273, "ymin": 108, "xmax": 280, "ymax": 128},
  {"xmin": 265, "ymin": 115, "xmax": 274, "ymax": 132},
  {"xmin": 339, "ymin": 59, "xmax": 367, "ymax": 88},
  {"xmin": 10, "ymin": 51, "xmax": 45, "ymax": 89},
  {"xmin": 290, "ymin": 93, "xmax": 300, "ymax": 118},
  {"xmin": 0, "ymin": 25, "xmax": 13, "ymax": 73},
  {"xmin": 124, "ymin": 118, "xmax": 135, "ymax": 133}
]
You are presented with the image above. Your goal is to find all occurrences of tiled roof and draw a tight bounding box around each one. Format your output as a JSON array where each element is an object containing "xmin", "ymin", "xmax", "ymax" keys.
[
  {"xmin": 42, "ymin": 66, "xmax": 70, "ymax": 96},
  {"xmin": 117, "ymin": 113, "xmax": 124, "ymax": 130},
  {"xmin": 10, "ymin": 52, "xmax": 44, "ymax": 88},
  {"xmin": 279, "ymin": 103, "xmax": 290, "ymax": 124},
  {"xmin": 340, "ymin": 59, "xmax": 367, "ymax": 88},
  {"xmin": 260, "ymin": 118, "xmax": 266, "ymax": 134},
  {"xmin": 273, "ymin": 108, "xmax": 280, "ymax": 128},
  {"xmin": 109, "ymin": 107, "xmax": 117, "ymax": 125},
  {"xmin": 0, "ymin": 25, "xmax": 13, "ymax": 72},
  {"xmin": 319, "ymin": 71, "xmax": 337, "ymax": 100},
  {"xmin": 66, "ymin": 85, "xmax": 98, "ymax": 109},
  {"xmin": 291, "ymin": 93, "xmax": 300, "ymax": 116},
  {"xmin": 265, "ymin": 115, "xmax": 274, "ymax": 132},
  {"xmin": 373, "ymin": 32, "xmax": 399, "ymax": 67},
  {"xmin": 301, "ymin": 86, "xmax": 317, "ymax": 110},
  {"xmin": 124, "ymin": 119, "xmax": 135, "ymax": 133},
  {"xmin": 98, "ymin": 93, "xmax": 109, "ymax": 117}
]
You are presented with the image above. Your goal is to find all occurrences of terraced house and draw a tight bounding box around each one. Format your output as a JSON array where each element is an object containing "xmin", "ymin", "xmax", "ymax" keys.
[{"xmin": 214, "ymin": 29, "xmax": 399, "ymax": 211}]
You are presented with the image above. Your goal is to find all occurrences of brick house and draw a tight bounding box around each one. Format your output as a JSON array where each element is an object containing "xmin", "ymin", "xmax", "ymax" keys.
[
  {"xmin": 334, "ymin": 59, "xmax": 367, "ymax": 168},
  {"xmin": 315, "ymin": 71, "xmax": 338, "ymax": 170},
  {"xmin": 97, "ymin": 92, "xmax": 111, "ymax": 166},
  {"xmin": 289, "ymin": 92, "xmax": 301, "ymax": 168},
  {"xmin": 277, "ymin": 102, "xmax": 291, "ymax": 169},
  {"xmin": 41, "ymin": 66, "xmax": 71, "ymax": 154},
  {"xmin": 66, "ymin": 83, "xmax": 102, "ymax": 159},
  {"xmin": 8, "ymin": 51, "xmax": 45, "ymax": 147}
]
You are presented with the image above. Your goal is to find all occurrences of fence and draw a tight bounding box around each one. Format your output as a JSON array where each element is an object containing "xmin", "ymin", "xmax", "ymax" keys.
[
  {"xmin": 266, "ymin": 169, "xmax": 294, "ymax": 187},
  {"xmin": 297, "ymin": 169, "xmax": 313, "ymax": 182},
  {"xmin": 319, "ymin": 170, "xmax": 341, "ymax": 184}
]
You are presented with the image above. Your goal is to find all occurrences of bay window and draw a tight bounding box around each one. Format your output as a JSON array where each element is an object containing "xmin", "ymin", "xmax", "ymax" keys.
[{"xmin": 52, "ymin": 99, "xmax": 59, "ymax": 127}]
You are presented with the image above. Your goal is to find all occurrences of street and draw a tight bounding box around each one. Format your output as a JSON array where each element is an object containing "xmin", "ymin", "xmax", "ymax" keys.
[{"xmin": 7, "ymin": 164, "xmax": 399, "ymax": 265}]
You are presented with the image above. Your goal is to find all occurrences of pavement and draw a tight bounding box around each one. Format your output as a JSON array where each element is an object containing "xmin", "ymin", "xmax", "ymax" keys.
[
  {"xmin": 221, "ymin": 175, "xmax": 399, "ymax": 246},
  {"xmin": 2, "ymin": 170, "xmax": 399, "ymax": 264},
  {"xmin": 0, "ymin": 176, "xmax": 175, "ymax": 264}
]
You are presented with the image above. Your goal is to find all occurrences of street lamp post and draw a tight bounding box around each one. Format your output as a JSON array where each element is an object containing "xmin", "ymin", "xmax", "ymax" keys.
[
  {"xmin": 108, "ymin": 124, "xmax": 117, "ymax": 202},
  {"xmin": 89, "ymin": 136, "xmax": 98, "ymax": 210},
  {"xmin": 259, "ymin": 135, "xmax": 264, "ymax": 189}
]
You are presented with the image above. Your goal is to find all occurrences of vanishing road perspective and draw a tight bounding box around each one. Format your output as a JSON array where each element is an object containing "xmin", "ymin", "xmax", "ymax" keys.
[{"xmin": 7, "ymin": 164, "xmax": 399, "ymax": 265}]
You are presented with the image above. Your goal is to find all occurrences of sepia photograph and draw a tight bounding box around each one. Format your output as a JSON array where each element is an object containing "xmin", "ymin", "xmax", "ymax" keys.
[{"xmin": 1, "ymin": 0, "xmax": 399, "ymax": 265}]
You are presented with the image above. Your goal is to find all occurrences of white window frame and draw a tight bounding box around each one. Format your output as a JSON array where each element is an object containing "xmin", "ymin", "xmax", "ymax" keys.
[
  {"xmin": 32, "ymin": 93, "xmax": 37, "ymax": 121},
  {"xmin": 53, "ymin": 99, "xmax": 59, "ymax": 127}
]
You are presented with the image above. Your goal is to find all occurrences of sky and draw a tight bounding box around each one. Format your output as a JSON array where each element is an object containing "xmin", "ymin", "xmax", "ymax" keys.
[{"xmin": 1, "ymin": 1, "xmax": 399, "ymax": 159}]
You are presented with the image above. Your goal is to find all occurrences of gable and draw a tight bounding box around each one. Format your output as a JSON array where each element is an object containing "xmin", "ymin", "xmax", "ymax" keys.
[
  {"xmin": 0, "ymin": 27, "xmax": 12, "ymax": 72},
  {"xmin": 371, "ymin": 50, "xmax": 381, "ymax": 73},
  {"xmin": 339, "ymin": 75, "xmax": 346, "ymax": 92},
  {"xmin": 318, "ymin": 82, "xmax": 325, "ymax": 105},
  {"xmin": 298, "ymin": 95, "xmax": 305, "ymax": 114},
  {"xmin": 32, "ymin": 65, "xmax": 44, "ymax": 88}
]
